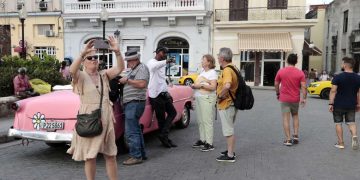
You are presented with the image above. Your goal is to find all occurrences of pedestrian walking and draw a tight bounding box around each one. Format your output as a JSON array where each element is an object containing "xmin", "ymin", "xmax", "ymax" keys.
[
  {"xmin": 146, "ymin": 46, "xmax": 178, "ymax": 148},
  {"xmin": 309, "ymin": 68, "xmax": 316, "ymax": 83},
  {"xmin": 329, "ymin": 57, "xmax": 360, "ymax": 150},
  {"xmin": 60, "ymin": 60, "xmax": 71, "ymax": 81},
  {"xmin": 274, "ymin": 54, "xmax": 307, "ymax": 146},
  {"xmin": 67, "ymin": 36, "xmax": 124, "ymax": 180},
  {"xmin": 191, "ymin": 54, "xmax": 217, "ymax": 152},
  {"xmin": 215, "ymin": 47, "xmax": 238, "ymax": 163},
  {"xmin": 119, "ymin": 49, "xmax": 150, "ymax": 165},
  {"xmin": 319, "ymin": 70, "xmax": 330, "ymax": 81}
]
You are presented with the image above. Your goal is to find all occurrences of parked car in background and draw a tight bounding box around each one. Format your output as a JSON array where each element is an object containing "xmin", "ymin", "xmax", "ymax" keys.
[
  {"xmin": 178, "ymin": 70, "xmax": 221, "ymax": 86},
  {"xmin": 178, "ymin": 73, "xmax": 198, "ymax": 86},
  {"xmin": 307, "ymin": 81, "xmax": 332, "ymax": 99},
  {"xmin": 8, "ymin": 85, "xmax": 193, "ymax": 148}
]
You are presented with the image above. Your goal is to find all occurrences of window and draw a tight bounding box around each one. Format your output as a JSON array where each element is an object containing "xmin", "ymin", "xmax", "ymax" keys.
[
  {"xmin": 37, "ymin": 24, "xmax": 54, "ymax": 36},
  {"xmin": 34, "ymin": 46, "xmax": 56, "ymax": 59},
  {"xmin": 264, "ymin": 52, "xmax": 281, "ymax": 59},
  {"xmin": 268, "ymin": 0, "xmax": 287, "ymax": 9},
  {"xmin": 343, "ymin": 10, "xmax": 348, "ymax": 33}
]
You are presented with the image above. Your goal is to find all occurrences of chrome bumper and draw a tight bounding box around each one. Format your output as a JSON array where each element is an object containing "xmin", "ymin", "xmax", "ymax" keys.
[{"xmin": 8, "ymin": 128, "xmax": 73, "ymax": 142}]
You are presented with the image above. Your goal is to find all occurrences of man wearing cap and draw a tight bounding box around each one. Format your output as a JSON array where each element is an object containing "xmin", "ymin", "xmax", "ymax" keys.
[
  {"xmin": 119, "ymin": 49, "xmax": 150, "ymax": 165},
  {"xmin": 13, "ymin": 67, "xmax": 39, "ymax": 99},
  {"xmin": 147, "ymin": 46, "xmax": 177, "ymax": 148}
]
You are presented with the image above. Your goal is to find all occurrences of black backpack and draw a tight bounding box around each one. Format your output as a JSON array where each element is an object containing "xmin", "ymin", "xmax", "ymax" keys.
[{"xmin": 225, "ymin": 65, "xmax": 254, "ymax": 110}]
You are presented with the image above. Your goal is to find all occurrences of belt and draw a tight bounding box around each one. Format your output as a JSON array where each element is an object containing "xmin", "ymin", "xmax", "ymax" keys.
[{"xmin": 124, "ymin": 99, "xmax": 146, "ymax": 105}]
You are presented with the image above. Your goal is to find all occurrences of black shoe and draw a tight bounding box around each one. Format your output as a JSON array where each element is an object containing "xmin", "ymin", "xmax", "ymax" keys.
[
  {"xmin": 220, "ymin": 150, "xmax": 236, "ymax": 157},
  {"xmin": 200, "ymin": 143, "xmax": 214, "ymax": 152},
  {"xmin": 192, "ymin": 140, "xmax": 205, "ymax": 148},
  {"xmin": 168, "ymin": 139, "xmax": 177, "ymax": 148},
  {"xmin": 142, "ymin": 156, "xmax": 148, "ymax": 161},
  {"xmin": 216, "ymin": 154, "xmax": 235, "ymax": 163},
  {"xmin": 158, "ymin": 136, "xmax": 171, "ymax": 148}
]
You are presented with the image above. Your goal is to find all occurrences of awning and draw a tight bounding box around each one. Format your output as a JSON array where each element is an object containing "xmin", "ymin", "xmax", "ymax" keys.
[
  {"xmin": 303, "ymin": 39, "xmax": 322, "ymax": 56},
  {"xmin": 238, "ymin": 32, "xmax": 293, "ymax": 52}
]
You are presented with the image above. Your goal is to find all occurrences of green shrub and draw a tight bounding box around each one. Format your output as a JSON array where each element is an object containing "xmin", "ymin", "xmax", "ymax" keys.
[{"xmin": 0, "ymin": 54, "xmax": 70, "ymax": 97}]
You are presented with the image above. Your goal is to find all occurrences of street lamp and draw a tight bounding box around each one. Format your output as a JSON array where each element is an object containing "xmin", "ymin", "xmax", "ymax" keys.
[
  {"xmin": 19, "ymin": 5, "xmax": 27, "ymax": 59},
  {"xmin": 100, "ymin": 7, "xmax": 108, "ymax": 68}
]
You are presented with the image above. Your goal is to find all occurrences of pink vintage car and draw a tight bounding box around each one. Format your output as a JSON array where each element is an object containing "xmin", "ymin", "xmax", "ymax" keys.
[{"xmin": 8, "ymin": 85, "xmax": 193, "ymax": 147}]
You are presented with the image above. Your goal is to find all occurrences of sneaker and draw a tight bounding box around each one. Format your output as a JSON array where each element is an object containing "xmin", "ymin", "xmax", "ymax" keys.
[
  {"xmin": 352, "ymin": 136, "xmax": 359, "ymax": 150},
  {"xmin": 292, "ymin": 135, "xmax": 299, "ymax": 144},
  {"xmin": 334, "ymin": 142, "xmax": 345, "ymax": 149},
  {"xmin": 220, "ymin": 150, "xmax": 237, "ymax": 158},
  {"xmin": 200, "ymin": 143, "xmax": 214, "ymax": 152},
  {"xmin": 123, "ymin": 157, "xmax": 142, "ymax": 165},
  {"xmin": 192, "ymin": 140, "xmax": 205, "ymax": 148},
  {"xmin": 283, "ymin": 139, "xmax": 293, "ymax": 146},
  {"xmin": 216, "ymin": 154, "xmax": 236, "ymax": 163}
]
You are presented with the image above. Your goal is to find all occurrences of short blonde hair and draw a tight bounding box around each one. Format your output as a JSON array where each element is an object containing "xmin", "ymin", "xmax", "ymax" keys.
[{"xmin": 203, "ymin": 54, "xmax": 216, "ymax": 69}]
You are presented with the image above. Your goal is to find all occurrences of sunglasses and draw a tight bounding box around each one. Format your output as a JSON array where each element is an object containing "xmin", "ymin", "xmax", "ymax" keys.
[{"xmin": 85, "ymin": 55, "xmax": 99, "ymax": 61}]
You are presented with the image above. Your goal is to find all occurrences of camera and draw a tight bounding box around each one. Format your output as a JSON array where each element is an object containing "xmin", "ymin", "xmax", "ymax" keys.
[{"xmin": 94, "ymin": 39, "xmax": 110, "ymax": 50}]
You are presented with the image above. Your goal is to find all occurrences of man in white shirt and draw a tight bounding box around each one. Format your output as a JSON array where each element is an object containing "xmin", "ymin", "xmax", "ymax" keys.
[{"xmin": 147, "ymin": 47, "xmax": 177, "ymax": 148}]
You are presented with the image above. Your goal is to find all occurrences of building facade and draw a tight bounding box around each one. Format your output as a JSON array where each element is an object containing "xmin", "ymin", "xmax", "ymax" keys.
[
  {"xmin": 213, "ymin": 0, "xmax": 316, "ymax": 86},
  {"xmin": 324, "ymin": 0, "xmax": 360, "ymax": 74},
  {"xmin": 0, "ymin": 0, "xmax": 64, "ymax": 60},
  {"xmin": 63, "ymin": 0, "xmax": 212, "ymax": 77},
  {"xmin": 303, "ymin": 4, "xmax": 326, "ymax": 73}
]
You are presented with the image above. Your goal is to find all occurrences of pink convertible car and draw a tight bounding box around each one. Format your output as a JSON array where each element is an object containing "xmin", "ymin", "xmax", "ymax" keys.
[{"xmin": 8, "ymin": 85, "xmax": 193, "ymax": 147}]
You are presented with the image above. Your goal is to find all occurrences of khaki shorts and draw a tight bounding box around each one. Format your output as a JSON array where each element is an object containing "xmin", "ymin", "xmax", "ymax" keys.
[
  {"xmin": 218, "ymin": 105, "xmax": 237, "ymax": 137},
  {"xmin": 280, "ymin": 102, "xmax": 299, "ymax": 114}
]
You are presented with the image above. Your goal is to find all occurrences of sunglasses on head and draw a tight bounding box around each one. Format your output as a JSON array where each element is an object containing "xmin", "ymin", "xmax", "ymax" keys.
[{"xmin": 85, "ymin": 55, "xmax": 98, "ymax": 61}]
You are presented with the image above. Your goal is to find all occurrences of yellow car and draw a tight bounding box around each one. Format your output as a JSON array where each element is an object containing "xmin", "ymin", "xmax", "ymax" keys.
[
  {"xmin": 307, "ymin": 81, "xmax": 332, "ymax": 99},
  {"xmin": 178, "ymin": 73, "xmax": 199, "ymax": 86}
]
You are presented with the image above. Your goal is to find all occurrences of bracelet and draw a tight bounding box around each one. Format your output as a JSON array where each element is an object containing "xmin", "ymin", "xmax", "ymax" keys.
[
  {"xmin": 329, "ymin": 103, "xmax": 333, "ymax": 105},
  {"xmin": 115, "ymin": 52, "xmax": 121, "ymax": 56}
]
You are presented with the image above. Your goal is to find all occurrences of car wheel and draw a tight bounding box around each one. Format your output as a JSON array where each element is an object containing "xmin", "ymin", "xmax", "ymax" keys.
[
  {"xmin": 184, "ymin": 78, "xmax": 194, "ymax": 86},
  {"xmin": 176, "ymin": 106, "xmax": 190, "ymax": 128},
  {"xmin": 45, "ymin": 142, "xmax": 67, "ymax": 148},
  {"xmin": 320, "ymin": 88, "xmax": 331, "ymax": 99}
]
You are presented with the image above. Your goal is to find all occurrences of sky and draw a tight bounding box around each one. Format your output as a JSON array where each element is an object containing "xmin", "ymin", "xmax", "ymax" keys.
[{"xmin": 307, "ymin": 0, "xmax": 333, "ymax": 6}]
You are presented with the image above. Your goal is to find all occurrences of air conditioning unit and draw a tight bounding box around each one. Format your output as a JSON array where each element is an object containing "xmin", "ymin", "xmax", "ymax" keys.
[
  {"xmin": 46, "ymin": 30, "xmax": 54, "ymax": 37},
  {"xmin": 39, "ymin": 1, "xmax": 47, "ymax": 11}
]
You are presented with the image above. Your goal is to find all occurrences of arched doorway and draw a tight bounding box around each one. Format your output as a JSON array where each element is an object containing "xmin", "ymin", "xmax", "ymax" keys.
[
  {"xmin": 84, "ymin": 37, "xmax": 112, "ymax": 69},
  {"xmin": 158, "ymin": 37, "xmax": 189, "ymax": 77}
]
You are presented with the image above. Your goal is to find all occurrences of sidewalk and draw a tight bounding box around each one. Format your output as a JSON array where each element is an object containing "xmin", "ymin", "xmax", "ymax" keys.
[{"xmin": 0, "ymin": 115, "xmax": 14, "ymax": 143}]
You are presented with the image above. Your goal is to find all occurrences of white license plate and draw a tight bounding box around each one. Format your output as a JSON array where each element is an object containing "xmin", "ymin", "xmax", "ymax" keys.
[{"xmin": 41, "ymin": 122, "xmax": 64, "ymax": 130}]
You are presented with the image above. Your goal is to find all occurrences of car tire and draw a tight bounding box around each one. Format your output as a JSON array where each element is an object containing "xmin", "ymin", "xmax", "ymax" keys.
[
  {"xmin": 176, "ymin": 105, "xmax": 190, "ymax": 128},
  {"xmin": 320, "ymin": 88, "xmax": 331, "ymax": 99},
  {"xmin": 45, "ymin": 142, "xmax": 67, "ymax": 148},
  {"xmin": 184, "ymin": 78, "xmax": 194, "ymax": 86}
]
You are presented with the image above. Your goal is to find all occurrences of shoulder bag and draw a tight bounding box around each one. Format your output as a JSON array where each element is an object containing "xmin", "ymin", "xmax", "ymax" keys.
[{"xmin": 75, "ymin": 75, "xmax": 103, "ymax": 137}]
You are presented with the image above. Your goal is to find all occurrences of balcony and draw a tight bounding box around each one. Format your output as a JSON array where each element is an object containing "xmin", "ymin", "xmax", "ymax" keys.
[
  {"xmin": 63, "ymin": 0, "xmax": 205, "ymax": 14},
  {"xmin": 215, "ymin": 6, "xmax": 306, "ymax": 22}
]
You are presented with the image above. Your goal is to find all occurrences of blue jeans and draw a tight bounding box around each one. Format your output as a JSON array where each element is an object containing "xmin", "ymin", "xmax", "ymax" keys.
[{"xmin": 124, "ymin": 101, "xmax": 146, "ymax": 159}]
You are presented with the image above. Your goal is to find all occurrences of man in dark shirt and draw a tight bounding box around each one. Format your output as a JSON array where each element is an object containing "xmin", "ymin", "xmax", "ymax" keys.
[{"xmin": 329, "ymin": 57, "xmax": 360, "ymax": 150}]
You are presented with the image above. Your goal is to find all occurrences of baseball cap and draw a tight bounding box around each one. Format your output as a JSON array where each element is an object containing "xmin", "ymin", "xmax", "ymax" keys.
[{"xmin": 154, "ymin": 46, "xmax": 168, "ymax": 53}]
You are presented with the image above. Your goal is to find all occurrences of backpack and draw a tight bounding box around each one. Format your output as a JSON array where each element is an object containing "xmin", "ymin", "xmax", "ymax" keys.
[{"xmin": 225, "ymin": 65, "xmax": 254, "ymax": 110}]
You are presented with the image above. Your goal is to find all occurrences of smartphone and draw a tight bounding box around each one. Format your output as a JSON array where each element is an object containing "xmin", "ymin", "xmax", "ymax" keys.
[{"xmin": 94, "ymin": 39, "xmax": 110, "ymax": 50}]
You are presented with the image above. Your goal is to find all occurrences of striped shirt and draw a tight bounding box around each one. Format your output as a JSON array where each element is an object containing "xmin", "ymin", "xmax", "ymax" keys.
[{"xmin": 123, "ymin": 63, "xmax": 150, "ymax": 104}]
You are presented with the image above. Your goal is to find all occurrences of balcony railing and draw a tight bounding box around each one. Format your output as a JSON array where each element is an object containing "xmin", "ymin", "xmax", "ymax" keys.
[
  {"xmin": 64, "ymin": 0, "xmax": 205, "ymax": 14},
  {"xmin": 215, "ymin": 6, "xmax": 306, "ymax": 22}
]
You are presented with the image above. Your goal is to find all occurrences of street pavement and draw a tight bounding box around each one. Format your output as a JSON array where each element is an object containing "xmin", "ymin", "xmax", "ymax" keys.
[{"xmin": 0, "ymin": 89, "xmax": 360, "ymax": 180}]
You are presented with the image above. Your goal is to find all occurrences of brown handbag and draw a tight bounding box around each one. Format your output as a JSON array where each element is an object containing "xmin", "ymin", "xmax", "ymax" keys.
[{"xmin": 75, "ymin": 75, "xmax": 103, "ymax": 137}]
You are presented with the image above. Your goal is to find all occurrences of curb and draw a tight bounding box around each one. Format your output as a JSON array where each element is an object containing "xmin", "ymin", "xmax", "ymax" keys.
[{"xmin": 0, "ymin": 131, "xmax": 14, "ymax": 144}]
